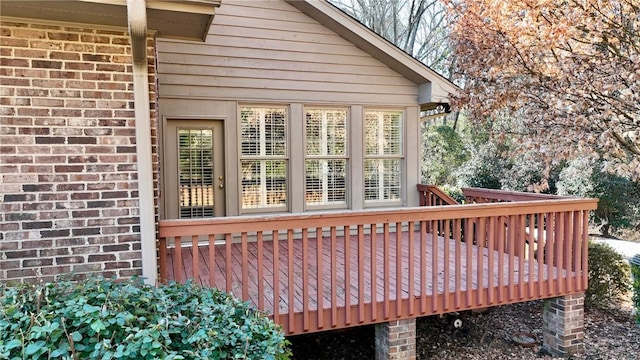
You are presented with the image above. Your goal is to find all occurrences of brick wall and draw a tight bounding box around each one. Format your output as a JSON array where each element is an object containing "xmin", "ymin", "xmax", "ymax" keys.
[
  {"xmin": 0, "ymin": 19, "xmax": 158, "ymax": 283},
  {"xmin": 542, "ymin": 293, "xmax": 585, "ymax": 356}
]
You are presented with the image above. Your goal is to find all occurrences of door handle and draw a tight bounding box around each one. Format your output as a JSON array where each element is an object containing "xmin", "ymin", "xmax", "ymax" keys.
[{"xmin": 219, "ymin": 183, "xmax": 224, "ymax": 189}]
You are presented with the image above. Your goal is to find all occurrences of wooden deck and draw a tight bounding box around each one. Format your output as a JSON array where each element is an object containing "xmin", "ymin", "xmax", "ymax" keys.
[
  {"xmin": 164, "ymin": 232, "xmax": 561, "ymax": 314},
  {"xmin": 158, "ymin": 187, "xmax": 597, "ymax": 335}
]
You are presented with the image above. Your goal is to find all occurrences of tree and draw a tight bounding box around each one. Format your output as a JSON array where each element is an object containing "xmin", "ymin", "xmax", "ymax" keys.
[
  {"xmin": 557, "ymin": 158, "xmax": 639, "ymax": 236},
  {"xmin": 444, "ymin": 0, "xmax": 640, "ymax": 178},
  {"xmin": 330, "ymin": 0, "xmax": 454, "ymax": 77},
  {"xmin": 421, "ymin": 123, "xmax": 469, "ymax": 185}
]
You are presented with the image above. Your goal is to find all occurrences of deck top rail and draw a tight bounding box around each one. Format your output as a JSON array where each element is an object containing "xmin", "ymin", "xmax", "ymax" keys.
[
  {"xmin": 463, "ymin": 187, "xmax": 571, "ymax": 203},
  {"xmin": 158, "ymin": 187, "xmax": 597, "ymax": 335},
  {"xmin": 417, "ymin": 184, "xmax": 459, "ymax": 206}
]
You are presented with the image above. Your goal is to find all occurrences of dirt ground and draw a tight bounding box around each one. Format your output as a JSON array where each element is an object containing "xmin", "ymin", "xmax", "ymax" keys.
[{"xmin": 288, "ymin": 294, "xmax": 639, "ymax": 359}]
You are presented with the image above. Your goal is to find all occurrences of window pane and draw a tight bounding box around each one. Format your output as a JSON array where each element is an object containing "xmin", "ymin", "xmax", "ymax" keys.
[
  {"xmin": 305, "ymin": 108, "xmax": 348, "ymax": 207},
  {"xmin": 305, "ymin": 159, "xmax": 347, "ymax": 205},
  {"xmin": 178, "ymin": 129, "xmax": 214, "ymax": 218},
  {"xmin": 364, "ymin": 159, "xmax": 401, "ymax": 201},
  {"xmin": 365, "ymin": 111, "xmax": 402, "ymax": 155},
  {"xmin": 241, "ymin": 160, "xmax": 287, "ymax": 209},
  {"xmin": 241, "ymin": 107, "xmax": 286, "ymax": 157},
  {"xmin": 306, "ymin": 109, "xmax": 347, "ymax": 156}
]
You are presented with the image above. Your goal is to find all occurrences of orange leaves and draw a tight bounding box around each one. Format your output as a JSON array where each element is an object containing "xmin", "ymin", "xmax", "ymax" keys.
[{"xmin": 446, "ymin": 0, "xmax": 640, "ymax": 177}]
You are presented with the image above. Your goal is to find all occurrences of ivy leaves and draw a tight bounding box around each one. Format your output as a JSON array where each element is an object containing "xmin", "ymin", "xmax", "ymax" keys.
[{"xmin": 0, "ymin": 277, "xmax": 291, "ymax": 360}]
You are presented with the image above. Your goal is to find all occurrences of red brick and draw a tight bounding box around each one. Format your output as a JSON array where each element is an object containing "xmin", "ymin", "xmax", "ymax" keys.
[
  {"xmin": 30, "ymin": 40, "xmax": 63, "ymax": 50},
  {"xmin": 50, "ymin": 71, "xmax": 80, "ymax": 79},
  {"xmin": 51, "ymin": 109, "xmax": 81, "ymax": 117},
  {"xmin": 82, "ymin": 91, "xmax": 113, "ymax": 99},
  {"xmin": 69, "ymin": 174, "xmax": 100, "ymax": 182},
  {"xmin": 96, "ymin": 45, "xmax": 125, "ymax": 54},
  {"xmin": 80, "ymin": 35, "xmax": 110, "ymax": 44},
  {"xmin": 16, "ymin": 88, "xmax": 48, "ymax": 97},
  {"xmin": 48, "ymin": 32, "xmax": 79, "ymax": 41},
  {"xmin": 97, "ymin": 64, "xmax": 125, "ymax": 72},
  {"xmin": 1, "ymin": 58, "xmax": 29, "ymax": 67},
  {"xmin": 41, "ymin": 265, "xmax": 71, "ymax": 275},
  {"xmin": 49, "ymin": 51, "xmax": 80, "ymax": 60},
  {"xmin": 13, "ymin": 29, "xmax": 46, "ymax": 39},
  {"xmin": 1, "ymin": 77, "xmax": 30, "ymax": 86},
  {"xmin": 65, "ymin": 62, "xmax": 95, "ymax": 71},
  {"xmin": 23, "ymin": 258, "xmax": 54, "ymax": 267},
  {"xmin": 1, "ymin": 38, "xmax": 29, "ymax": 47},
  {"xmin": 66, "ymin": 99, "xmax": 96, "ymax": 107},
  {"xmin": 84, "ymin": 110, "xmax": 113, "ymax": 117},
  {"xmin": 32, "ymin": 60, "xmax": 62, "ymax": 69},
  {"xmin": 15, "ymin": 68, "xmax": 47, "ymax": 78},
  {"xmin": 14, "ymin": 48, "xmax": 48, "ymax": 58},
  {"xmin": 82, "ymin": 72, "xmax": 111, "ymax": 81},
  {"xmin": 1, "ymin": 97, "xmax": 30, "ymax": 106},
  {"xmin": 32, "ymin": 79, "xmax": 64, "ymax": 88},
  {"xmin": 88, "ymin": 254, "xmax": 116, "ymax": 262},
  {"xmin": 105, "ymin": 262, "xmax": 131, "ymax": 270}
]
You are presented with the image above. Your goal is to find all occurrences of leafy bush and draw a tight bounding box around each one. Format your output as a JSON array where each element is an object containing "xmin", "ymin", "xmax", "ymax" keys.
[
  {"xmin": 586, "ymin": 242, "xmax": 631, "ymax": 307},
  {"xmin": 440, "ymin": 184, "xmax": 464, "ymax": 203},
  {"xmin": 0, "ymin": 277, "xmax": 291, "ymax": 360},
  {"xmin": 557, "ymin": 158, "xmax": 639, "ymax": 236},
  {"xmin": 421, "ymin": 124, "xmax": 469, "ymax": 186},
  {"xmin": 456, "ymin": 141, "xmax": 506, "ymax": 190}
]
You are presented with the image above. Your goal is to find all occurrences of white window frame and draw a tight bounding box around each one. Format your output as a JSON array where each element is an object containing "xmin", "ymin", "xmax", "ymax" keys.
[
  {"xmin": 363, "ymin": 109, "xmax": 404, "ymax": 207},
  {"xmin": 239, "ymin": 105, "xmax": 288, "ymax": 213},
  {"xmin": 304, "ymin": 107, "xmax": 349, "ymax": 210}
]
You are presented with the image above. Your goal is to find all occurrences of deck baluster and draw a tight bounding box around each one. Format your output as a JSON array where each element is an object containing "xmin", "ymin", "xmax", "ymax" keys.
[{"xmin": 156, "ymin": 186, "xmax": 597, "ymax": 335}]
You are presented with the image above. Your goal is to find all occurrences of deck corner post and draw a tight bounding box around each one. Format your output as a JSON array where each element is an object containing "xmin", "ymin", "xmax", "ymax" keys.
[
  {"xmin": 542, "ymin": 293, "xmax": 585, "ymax": 357},
  {"xmin": 375, "ymin": 318, "xmax": 416, "ymax": 360}
]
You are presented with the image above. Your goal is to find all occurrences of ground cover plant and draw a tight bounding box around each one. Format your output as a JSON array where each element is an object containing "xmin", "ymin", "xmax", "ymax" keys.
[{"xmin": 0, "ymin": 277, "xmax": 291, "ymax": 360}]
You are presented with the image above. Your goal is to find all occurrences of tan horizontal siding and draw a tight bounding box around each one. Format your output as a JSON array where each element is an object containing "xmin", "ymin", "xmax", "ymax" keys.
[
  {"xmin": 159, "ymin": 88, "xmax": 416, "ymax": 105},
  {"xmin": 158, "ymin": 52, "xmax": 397, "ymax": 77},
  {"xmin": 161, "ymin": 30, "xmax": 378, "ymax": 59},
  {"xmin": 157, "ymin": 0, "xmax": 418, "ymax": 105},
  {"xmin": 159, "ymin": 63, "xmax": 409, "ymax": 86}
]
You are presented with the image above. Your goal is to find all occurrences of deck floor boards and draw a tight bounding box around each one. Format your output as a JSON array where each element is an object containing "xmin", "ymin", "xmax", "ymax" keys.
[{"xmin": 164, "ymin": 231, "xmax": 556, "ymax": 316}]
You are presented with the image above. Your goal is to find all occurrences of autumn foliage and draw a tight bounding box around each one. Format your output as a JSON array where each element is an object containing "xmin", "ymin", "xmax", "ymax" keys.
[{"xmin": 445, "ymin": 0, "xmax": 640, "ymax": 179}]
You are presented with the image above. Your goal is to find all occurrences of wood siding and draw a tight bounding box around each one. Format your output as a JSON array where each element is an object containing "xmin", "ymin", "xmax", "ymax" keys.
[{"xmin": 156, "ymin": 0, "xmax": 418, "ymax": 105}]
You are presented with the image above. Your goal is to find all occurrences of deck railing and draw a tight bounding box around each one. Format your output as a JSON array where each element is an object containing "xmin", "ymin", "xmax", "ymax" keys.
[
  {"xmin": 417, "ymin": 184, "xmax": 459, "ymax": 206},
  {"xmin": 463, "ymin": 187, "xmax": 569, "ymax": 203},
  {"xmin": 158, "ymin": 186, "xmax": 597, "ymax": 335}
]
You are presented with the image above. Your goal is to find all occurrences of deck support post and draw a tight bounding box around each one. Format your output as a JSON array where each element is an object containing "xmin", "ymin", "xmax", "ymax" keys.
[
  {"xmin": 542, "ymin": 293, "xmax": 585, "ymax": 356},
  {"xmin": 375, "ymin": 318, "xmax": 416, "ymax": 360}
]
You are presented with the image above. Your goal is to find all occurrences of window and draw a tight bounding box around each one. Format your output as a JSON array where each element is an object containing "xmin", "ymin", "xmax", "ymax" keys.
[
  {"xmin": 305, "ymin": 108, "xmax": 348, "ymax": 207},
  {"xmin": 364, "ymin": 110, "xmax": 403, "ymax": 203},
  {"xmin": 240, "ymin": 106, "xmax": 287, "ymax": 210},
  {"xmin": 178, "ymin": 128, "xmax": 214, "ymax": 218}
]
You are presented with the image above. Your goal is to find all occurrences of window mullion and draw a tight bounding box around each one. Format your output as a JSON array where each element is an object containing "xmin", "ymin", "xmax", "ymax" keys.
[
  {"xmin": 260, "ymin": 111, "xmax": 269, "ymax": 207},
  {"xmin": 377, "ymin": 114, "xmax": 385, "ymax": 201},
  {"xmin": 321, "ymin": 112, "xmax": 329, "ymax": 203}
]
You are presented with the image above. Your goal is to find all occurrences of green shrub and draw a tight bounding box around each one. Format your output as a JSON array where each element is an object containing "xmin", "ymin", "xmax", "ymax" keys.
[
  {"xmin": 440, "ymin": 184, "xmax": 464, "ymax": 203},
  {"xmin": 456, "ymin": 141, "xmax": 506, "ymax": 190},
  {"xmin": 421, "ymin": 124, "xmax": 470, "ymax": 186},
  {"xmin": 632, "ymin": 263, "xmax": 640, "ymax": 325},
  {"xmin": 0, "ymin": 277, "xmax": 291, "ymax": 360},
  {"xmin": 557, "ymin": 158, "xmax": 640, "ymax": 236},
  {"xmin": 586, "ymin": 242, "xmax": 631, "ymax": 307}
]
